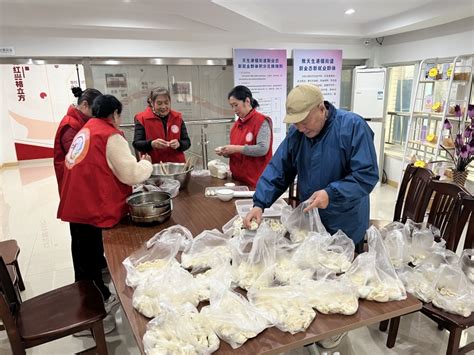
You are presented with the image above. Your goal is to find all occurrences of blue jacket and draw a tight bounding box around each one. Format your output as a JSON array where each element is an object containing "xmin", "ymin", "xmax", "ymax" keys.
[{"xmin": 253, "ymin": 102, "xmax": 379, "ymax": 243}]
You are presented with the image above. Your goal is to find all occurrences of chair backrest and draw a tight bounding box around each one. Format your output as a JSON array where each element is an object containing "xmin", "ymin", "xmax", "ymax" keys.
[
  {"xmin": 458, "ymin": 194, "xmax": 474, "ymax": 250},
  {"xmin": 394, "ymin": 164, "xmax": 439, "ymax": 223},
  {"xmin": 0, "ymin": 256, "xmax": 24, "ymax": 353},
  {"xmin": 0, "ymin": 256, "xmax": 21, "ymax": 314},
  {"xmin": 288, "ymin": 179, "xmax": 299, "ymax": 207},
  {"xmin": 426, "ymin": 180, "xmax": 469, "ymax": 251}
]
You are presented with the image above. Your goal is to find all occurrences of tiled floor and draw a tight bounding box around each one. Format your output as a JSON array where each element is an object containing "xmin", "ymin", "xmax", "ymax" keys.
[{"xmin": 0, "ymin": 160, "xmax": 472, "ymax": 354}]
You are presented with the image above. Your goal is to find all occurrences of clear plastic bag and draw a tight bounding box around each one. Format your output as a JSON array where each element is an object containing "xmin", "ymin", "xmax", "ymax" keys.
[
  {"xmin": 398, "ymin": 264, "xmax": 437, "ymax": 303},
  {"xmin": 460, "ymin": 249, "xmax": 474, "ymax": 283},
  {"xmin": 181, "ymin": 229, "xmax": 232, "ymax": 272},
  {"xmin": 146, "ymin": 225, "xmax": 193, "ymax": 251},
  {"xmin": 222, "ymin": 215, "xmax": 285, "ymax": 239},
  {"xmin": 143, "ymin": 303, "xmax": 219, "ymax": 355},
  {"xmin": 247, "ymin": 267, "xmax": 316, "ymax": 334},
  {"xmin": 300, "ymin": 276, "xmax": 359, "ymax": 315},
  {"xmin": 222, "ymin": 215, "xmax": 257, "ymax": 238},
  {"xmin": 291, "ymin": 230, "xmax": 354, "ymax": 275},
  {"xmin": 404, "ymin": 219, "xmax": 440, "ymax": 266},
  {"xmin": 274, "ymin": 243, "xmax": 312, "ymax": 285},
  {"xmin": 345, "ymin": 226, "xmax": 406, "ymax": 302},
  {"xmin": 380, "ymin": 222, "xmax": 410, "ymax": 269},
  {"xmin": 280, "ymin": 201, "xmax": 327, "ymax": 243},
  {"xmin": 398, "ymin": 246, "xmax": 460, "ymax": 303},
  {"xmin": 234, "ymin": 221, "xmax": 278, "ymax": 290},
  {"xmin": 191, "ymin": 169, "xmax": 211, "ymax": 177},
  {"xmin": 195, "ymin": 261, "xmax": 236, "ymax": 302},
  {"xmin": 432, "ymin": 264, "xmax": 474, "ymax": 317},
  {"xmin": 200, "ymin": 280, "xmax": 272, "ymax": 349},
  {"xmin": 157, "ymin": 178, "xmax": 180, "ymax": 198},
  {"xmin": 132, "ymin": 266, "xmax": 199, "ymax": 318},
  {"xmin": 123, "ymin": 236, "xmax": 182, "ymax": 288},
  {"xmin": 133, "ymin": 184, "xmax": 161, "ymax": 194}
]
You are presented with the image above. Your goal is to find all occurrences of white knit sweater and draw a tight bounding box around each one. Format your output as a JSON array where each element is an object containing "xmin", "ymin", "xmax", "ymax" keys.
[{"xmin": 106, "ymin": 134, "xmax": 153, "ymax": 185}]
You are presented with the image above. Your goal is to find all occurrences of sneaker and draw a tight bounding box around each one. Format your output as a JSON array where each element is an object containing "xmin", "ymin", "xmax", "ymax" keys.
[
  {"xmin": 72, "ymin": 314, "xmax": 116, "ymax": 337},
  {"xmin": 73, "ymin": 329, "xmax": 92, "ymax": 338},
  {"xmin": 317, "ymin": 332, "xmax": 348, "ymax": 349},
  {"xmin": 104, "ymin": 295, "xmax": 120, "ymax": 314},
  {"xmin": 102, "ymin": 268, "xmax": 111, "ymax": 284},
  {"xmin": 103, "ymin": 313, "xmax": 116, "ymax": 334}
]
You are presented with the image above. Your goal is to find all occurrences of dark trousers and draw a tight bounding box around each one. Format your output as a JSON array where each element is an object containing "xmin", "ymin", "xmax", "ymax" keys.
[{"xmin": 69, "ymin": 222, "xmax": 111, "ymax": 301}]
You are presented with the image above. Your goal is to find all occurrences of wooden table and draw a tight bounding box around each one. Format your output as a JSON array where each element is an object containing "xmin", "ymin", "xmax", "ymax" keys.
[{"xmin": 103, "ymin": 176, "xmax": 422, "ymax": 354}]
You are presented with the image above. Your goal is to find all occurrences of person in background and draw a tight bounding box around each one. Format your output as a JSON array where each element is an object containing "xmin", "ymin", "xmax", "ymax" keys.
[
  {"xmin": 57, "ymin": 95, "xmax": 152, "ymax": 335},
  {"xmin": 243, "ymin": 83, "xmax": 379, "ymax": 348},
  {"xmin": 53, "ymin": 87, "xmax": 102, "ymax": 194},
  {"xmin": 133, "ymin": 87, "xmax": 190, "ymax": 163},
  {"xmin": 215, "ymin": 85, "xmax": 273, "ymax": 188}
]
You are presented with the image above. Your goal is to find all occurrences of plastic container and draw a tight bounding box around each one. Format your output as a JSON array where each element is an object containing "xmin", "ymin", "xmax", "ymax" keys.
[{"xmin": 235, "ymin": 199, "xmax": 288, "ymax": 217}]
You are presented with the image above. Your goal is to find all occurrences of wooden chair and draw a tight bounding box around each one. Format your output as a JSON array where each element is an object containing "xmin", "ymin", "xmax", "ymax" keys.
[
  {"xmin": 393, "ymin": 164, "xmax": 439, "ymax": 223},
  {"xmin": 0, "ymin": 256, "xmax": 108, "ymax": 355},
  {"xmin": 0, "ymin": 240, "xmax": 25, "ymax": 291},
  {"xmin": 0, "ymin": 265, "xmax": 21, "ymax": 332},
  {"xmin": 288, "ymin": 179, "xmax": 299, "ymax": 208},
  {"xmin": 370, "ymin": 164, "xmax": 439, "ymax": 230},
  {"xmin": 382, "ymin": 181, "xmax": 472, "ymax": 355},
  {"xmin": 372, "ymin": 164, "xmax": 439, "ymax": 229},
  {"xmin": 458, "ymin": 194, "xmax": 474, "ymax": 250},
  {"xmin": 426, "ymin": 181, "xmax": 469, "ymax": 251}
]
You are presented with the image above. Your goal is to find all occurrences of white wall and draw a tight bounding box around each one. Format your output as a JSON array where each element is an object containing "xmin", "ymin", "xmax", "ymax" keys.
[
  {"xmin": 376, "ymin": 17, "xmax": 474, "ymax": 65},
  {"xmin": 0, "ymin": 69, "xmax": 17, "ymax": 165},
  {"xmin": 2, "ymin": 34, "xmax": 371, "ymax": 60}
]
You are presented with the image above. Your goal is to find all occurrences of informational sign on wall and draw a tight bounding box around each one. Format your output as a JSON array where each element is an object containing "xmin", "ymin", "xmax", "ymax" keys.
[
  {"xmin": 233, "ymin": 49, "xmax": 287, "ymax": 151},
  {"xmin": 2, "ymin": 64, "xmax": 85, "ymax": 160},
  {"xmin": 293, "ymin": 49, "xmax": 343, "ymax": 108}
]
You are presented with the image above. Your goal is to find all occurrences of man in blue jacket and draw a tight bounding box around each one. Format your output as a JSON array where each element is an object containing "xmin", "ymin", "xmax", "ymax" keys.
[{"xmin": 244, "ymin": 84, "xmax": 379, "ymax": 251}]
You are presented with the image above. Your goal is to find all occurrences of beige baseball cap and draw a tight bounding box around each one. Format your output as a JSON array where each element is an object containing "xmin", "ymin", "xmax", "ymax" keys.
[{"xmin": 284, "ymin": 84, "xmax": 324, "ymax": 123}]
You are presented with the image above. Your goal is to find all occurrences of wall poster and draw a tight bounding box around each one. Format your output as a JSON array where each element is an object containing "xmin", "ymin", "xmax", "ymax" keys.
[
  {"xmin": 233, "ymin": 49, "xmax": 287, "ymax": 151},
  {"xmin": 293, "ymin": 49, "xmax": 343, "ymax": 108}
]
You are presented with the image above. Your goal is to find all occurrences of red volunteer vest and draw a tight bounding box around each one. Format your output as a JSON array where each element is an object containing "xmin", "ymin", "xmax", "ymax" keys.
[
  {"xmin": 229, "ymin": 109, "xmax": 273, "ymax": 188},
  {"xmin": 57, "ymin": 118, "xmax": 132, "ymax": 228},
  {"xmin": 135, "ymin": 107, "xmax": 185, "ymax": 163},
  {"xmin": 53, "ymin": 106, "xmax": 87, "ymax": 194}
]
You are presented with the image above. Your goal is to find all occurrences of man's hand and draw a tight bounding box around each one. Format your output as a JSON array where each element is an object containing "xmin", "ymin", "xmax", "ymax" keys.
[
  {"xmin": 303, "ymin": 189, "xmax": 330, "ymax": 212},
  {"xmin": 244, "ymin": 207, "xmax": 263, "ymax": 229},
  {"xmin": 151, "ymin": 138, "xmax": 169, "ymax": 149},
  {"xmin": 169, "ymin": 139, "xmax": 180, "ymax": 149}
]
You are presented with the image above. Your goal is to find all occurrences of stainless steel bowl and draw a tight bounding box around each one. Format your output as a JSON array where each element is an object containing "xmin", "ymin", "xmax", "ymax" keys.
[
  {"xmin": 126, "ymin": 191, "xmax": 172, "ymax": 219},
  {"xmin": 147, "ymin": 163, "xmax": 193, "ymax": 190},
  {"xmin": 130, "ymin": 209, "xmax": 172, "ymax": 224}
]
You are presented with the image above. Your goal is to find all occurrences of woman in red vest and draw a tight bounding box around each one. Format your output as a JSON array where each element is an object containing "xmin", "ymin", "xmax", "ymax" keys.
[
  {"xmin": 132, "ymin": 87, "xmax": 190, "ymax": 163},
  {"xmin": 216, "ymin": 85, "xmax": 273, "ymax": 188},
  {"xmin": 53, "ymin": 87, "xmax": 102, "ymax": 195},
  {"xmin": 58, "ymin": 95, "xmax": 152, "ymax": 334}
]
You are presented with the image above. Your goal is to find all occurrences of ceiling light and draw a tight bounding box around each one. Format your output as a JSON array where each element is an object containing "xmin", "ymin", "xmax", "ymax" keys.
[{"xmin": 345, "ymin": 8, "xmax": 355, "ymax": 15}]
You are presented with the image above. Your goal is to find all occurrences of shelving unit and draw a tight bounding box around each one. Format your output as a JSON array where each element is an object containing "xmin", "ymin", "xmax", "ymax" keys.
[{"xmin": 402, "ymin": 55, "xmax": 473, "ymax": 174}]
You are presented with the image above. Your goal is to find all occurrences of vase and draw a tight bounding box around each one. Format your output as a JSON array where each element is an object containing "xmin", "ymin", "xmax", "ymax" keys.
[{"xmin": 452, "ymin": 169, "xmax": 468, "ymax": 187}]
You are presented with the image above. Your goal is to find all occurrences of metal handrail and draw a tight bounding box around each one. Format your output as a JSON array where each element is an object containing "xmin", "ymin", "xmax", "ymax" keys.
[
  {"xmin": 119, "ymin": 117, "xmax": 234, "ymax": 128},
  {"xmin": 186, "ymin": 118, "xmax": 234, "ymax": 125},
  {"xmin": 119, "ymin": 117, "xmax": 235, "ymax": 170}
]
